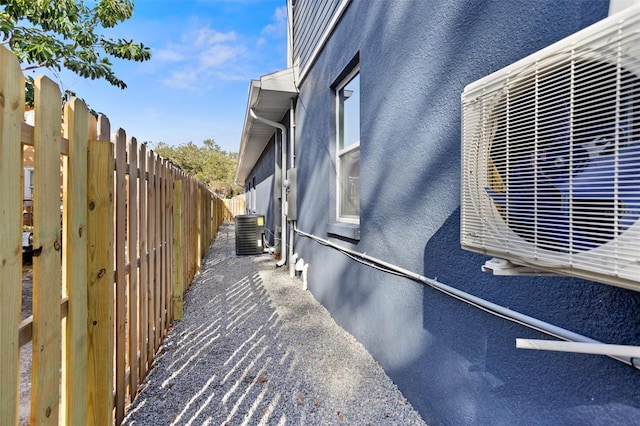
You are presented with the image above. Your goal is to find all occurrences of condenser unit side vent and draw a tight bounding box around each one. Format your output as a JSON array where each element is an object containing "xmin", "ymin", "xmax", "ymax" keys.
[
  {"xmin": 461, "ymin": 5, "xmax": 640, "ymax": 291},
  {"xmin": 235, "ymin": 214, "xmax": 265, "ymax": 256}
]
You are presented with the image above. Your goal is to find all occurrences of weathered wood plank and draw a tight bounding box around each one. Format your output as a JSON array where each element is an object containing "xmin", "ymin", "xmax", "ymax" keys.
[
  {"xmin": 62, "ymin": 97, "xmax": 89, "ymax": 426},
  {"xmin": 31, "ymin": 75, "xmax": 62, "ymax": 426},
  {"xmin": 0, "ymin": 45, "xmax": 24, "ymax": 426},
  {"xmin": 86, "ymin": 115, "xmax": 114, "ymax": 426}
]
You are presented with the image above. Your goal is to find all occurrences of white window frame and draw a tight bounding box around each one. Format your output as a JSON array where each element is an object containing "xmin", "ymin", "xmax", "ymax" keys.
[
  {"xmin": 250, "ymin": 177, "xmax": 256, "ymax": 214},
  {"xmin": 24, "ymin": 167, "xmax": 35, "ymax": 200},
  {"xmin": 335, "ymin": 65, "xmax": 360, "ymax": 224}
]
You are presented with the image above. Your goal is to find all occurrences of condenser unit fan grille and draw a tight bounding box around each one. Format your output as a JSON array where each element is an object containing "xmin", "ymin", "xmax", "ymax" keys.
[
  {"xmin": 461, "ymin": 7, "xmax": 640, "ymax": 289},
  {"xmin": 235, "ymin": 215, "xmax": 265, "ymax": 256}
]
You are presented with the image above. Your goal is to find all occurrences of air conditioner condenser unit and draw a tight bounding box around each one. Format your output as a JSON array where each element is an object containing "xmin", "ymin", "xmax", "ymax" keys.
[
  {"xmin": 461, "ymin": 5, "xmax": 640, "ymax": 291},
  {"xmin": 235, "ymin": 214, "xmax": 265, "ymax": 256}
]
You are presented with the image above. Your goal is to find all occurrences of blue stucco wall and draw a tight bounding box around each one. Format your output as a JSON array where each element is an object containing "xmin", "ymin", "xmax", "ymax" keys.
[
  {"xmin": 244, "ymin": 139, "xmax": 278, "ymax": 246},
  {"xmin": 291, "ymin": 0, "xmax": 640, "ymax": 424}
]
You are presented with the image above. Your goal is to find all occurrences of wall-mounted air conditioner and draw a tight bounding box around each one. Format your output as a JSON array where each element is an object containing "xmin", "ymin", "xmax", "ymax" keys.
[
  {"xmin": 235, "ymin": 214, "xmax": 265, "ymax": 255},
  {"xmin": 461, "ymin": 5, "xmax": 640, "ymax": 291}
]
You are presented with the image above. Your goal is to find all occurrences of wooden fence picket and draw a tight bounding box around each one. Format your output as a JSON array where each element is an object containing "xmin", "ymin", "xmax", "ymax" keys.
[
  {"xmin": 0, "ymin": 45, "xmax": 236, "ymax": 425},
  {"xmin": 62, "ymin": 97, "xmax": 90, "ymax": 426},
  {"xmin": 173, "ymin": 180, "xmax": 185, "ymax": 319},
  {"xmin": 166, "ymin": 164, "xmax": 174, "ymax": 326},
  {"xmin": 153, "ymin": 154, "xmax": 162, "ymax": 351},
  {"xmin": 127, "ymin": 136, "xmax": 140, "ymax": 401},
  {"xmin": 32, "ymin": 75, "xmax": 63, "ymax": 425},
  {"xmin": 0, "ymin": 45, "xmax": 24, "ymax": 426},
  {"xmin": 159, "ymin": 158, "xmax": 167, "ymax": 339},
  {"xmin": 139, "ymin": 142, "xmax": 149, "ymax": 381},
  {"xmin": 197, "ymin": 185, "xmax": 202, "ymax": 274},
  {"xmin": 114, "ymin": 128, "xmax": 127, "ymax": 425},
  {"xmin": 87, "ymin": 115, "xmax": 114, "ymax": 426}
]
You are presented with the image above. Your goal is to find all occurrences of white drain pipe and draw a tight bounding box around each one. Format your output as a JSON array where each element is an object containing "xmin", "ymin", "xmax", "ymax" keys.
[
  {"xmin": 250, "ymin": 108, "xmax": 288, "ymax": 267},
  {"xmin": 288, "ymin": 99, "xmax": 297, "ymax": 277}
]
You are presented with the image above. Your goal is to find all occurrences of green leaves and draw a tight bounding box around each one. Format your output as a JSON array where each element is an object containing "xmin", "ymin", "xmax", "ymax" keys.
[
  {"xmin": 154, "ymin": 141, "xmax": 243, "ymax": 198},
  {"xmin": 102, "ymin": 38, "xmax": 151, "ymax": 62},
  {"xmin": 94, "ymin": 0, "xmax": 133, "ymax": 28},
  {"xmin": 0, "ymin": 0, "xmax": 151, "ymax": 102}
]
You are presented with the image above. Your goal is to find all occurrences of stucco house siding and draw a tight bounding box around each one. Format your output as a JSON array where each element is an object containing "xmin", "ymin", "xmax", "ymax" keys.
[
  {"xmin": 289, "ymin": 0, "xmax": 640, "ymax": 424},
  {"xmin": 244, "ymin": 139, "xmax": 278, "ymax": 246}
]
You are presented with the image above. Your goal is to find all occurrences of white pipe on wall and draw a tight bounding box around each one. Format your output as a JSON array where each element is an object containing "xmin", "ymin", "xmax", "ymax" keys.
[
  {"xmin": 250, "ymin": 108, "xmax": 288, "ymax": 265},
  {"xmin": 294, "ymin": 227, "xmax": 639, "ymax": 369},
  {"xmin": 288, "ymin": 99, "xmax": 296, "ymax": 277}
]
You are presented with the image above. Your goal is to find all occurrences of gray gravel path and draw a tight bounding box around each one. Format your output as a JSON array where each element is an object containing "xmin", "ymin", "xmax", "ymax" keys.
[{"xmin": 123, "ymin": 222, "xmax": 426, "ymax": 426}]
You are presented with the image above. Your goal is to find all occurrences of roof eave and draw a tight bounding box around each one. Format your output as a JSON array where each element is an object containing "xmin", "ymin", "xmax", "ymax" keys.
[{"xmin": 235, "ymin": 68, "xmax": 298, "ymax": 186}]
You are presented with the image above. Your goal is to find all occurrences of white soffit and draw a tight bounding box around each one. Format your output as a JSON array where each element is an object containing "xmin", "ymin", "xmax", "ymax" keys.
[{"xmin": 235, "ymin": 67, "xmax": 298, "ymax": 185}]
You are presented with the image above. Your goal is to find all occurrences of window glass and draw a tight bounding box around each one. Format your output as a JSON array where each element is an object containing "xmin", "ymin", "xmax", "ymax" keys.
[
  {"xmin": 339, "ymin": 147, "xmax": 360, "ymax": 218},
  {"xmin": 339, "ymin": 74, "xmax": 360, "ymax": 150},
  {"xmin": 336, "ymin": 69, "xmax": 360, "ymax": 222}
]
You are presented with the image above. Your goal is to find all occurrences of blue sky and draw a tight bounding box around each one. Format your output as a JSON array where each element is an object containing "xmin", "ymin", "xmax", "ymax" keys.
[{"xmin": 36, "ymin": 0, "xmax": 288, "ymax": 153}]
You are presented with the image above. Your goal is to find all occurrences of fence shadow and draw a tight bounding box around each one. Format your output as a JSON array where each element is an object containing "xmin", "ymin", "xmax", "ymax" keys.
[{"xmin": 123, "ymin": 247, "xmax": 312, "ymax": 425}]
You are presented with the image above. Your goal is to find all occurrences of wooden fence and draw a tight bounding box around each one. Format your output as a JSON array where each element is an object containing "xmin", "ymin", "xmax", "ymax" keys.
[
  {"xmin": 0, "ymin": 46, "xmax": 235, "ymax": 425},
  {"xmin": 223, "ymin": 197, "xmax": 246, "ymax": 220}
]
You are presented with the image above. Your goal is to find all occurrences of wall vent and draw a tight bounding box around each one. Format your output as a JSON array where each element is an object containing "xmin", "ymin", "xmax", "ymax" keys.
[
  {"xmin": 235, "ymin": 214, "xmax": 265, "ymax": 256},
  {"xmin": 461, "ymin": 5, "xmax": 640, "ymax": 291}
]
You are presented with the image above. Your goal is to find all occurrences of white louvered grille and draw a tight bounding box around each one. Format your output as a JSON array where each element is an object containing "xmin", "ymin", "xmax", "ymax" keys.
[{"xmin": 461, "ymin": 7, "xmax": 640, "ymax": 290}]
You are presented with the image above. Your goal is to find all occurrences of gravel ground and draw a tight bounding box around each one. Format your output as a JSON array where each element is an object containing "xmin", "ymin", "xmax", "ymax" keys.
[{"xmin": 123, "ymin": 222, "xmax": 426, "ymax": 426}]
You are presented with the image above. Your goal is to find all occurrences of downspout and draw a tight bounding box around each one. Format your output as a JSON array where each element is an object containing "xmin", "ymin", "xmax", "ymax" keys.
[
  {"xmin": 249, "ymin": 108, "xmax": 288, "ymax": 267},
  {"xmin": 288, "ymin": 99, "xmax": 296, "ymax": 277}
]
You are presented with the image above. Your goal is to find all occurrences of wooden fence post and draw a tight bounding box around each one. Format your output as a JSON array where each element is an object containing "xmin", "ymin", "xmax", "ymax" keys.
[
  {"xmin": 0, "ymin": 45, "xmax": 24, "ymax": 426},
  {"xmin": 86, "ymin": 115, "xmax": 114, "ymax": 426},
  {"xmin": 32, "ymin": 75, "xmax": 63, "ymax": 425},
  {"xmin": 62, "ymin": 97, "xmax": 89, "ymax": 426},
  {"xmin": 173, "ymin": 179, "xmax": 185, "ymax": 319}
]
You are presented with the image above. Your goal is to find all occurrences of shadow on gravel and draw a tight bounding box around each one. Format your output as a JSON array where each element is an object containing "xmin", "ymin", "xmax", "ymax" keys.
[
  {"xmin": 126, "ymin": 271, "xmax": 295, "ymax": 424},
  {"xmin": 123, "ymin": 223, "xmax": 424, "ymax": 426}
]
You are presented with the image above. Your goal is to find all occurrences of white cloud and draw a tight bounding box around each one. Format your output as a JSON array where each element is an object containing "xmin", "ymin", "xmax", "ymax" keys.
[
  {"xmin": 210, "ymin": 70, "xmax": 252, "ymax": 82},
  {"xmin": 159, "ymin": 68, "xmax": 200, "ymax": 90},
  {"xmin": 193, "ymin": 28, "xmax": 237, "ymax": 47},
  {"xmin": 200, "ymin": 44, "xmax": 246, "ymax": 67},
  {"xmin": 261, "ymin": 6, "xmax": 287, "ymax": 38},
  {"xmin": 155, "ymin": 48, "xmax": 185, "ymax": 62},
  {"xmin": 152, "ymin": 24, "xmax": 249, "ymax": 91}
]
